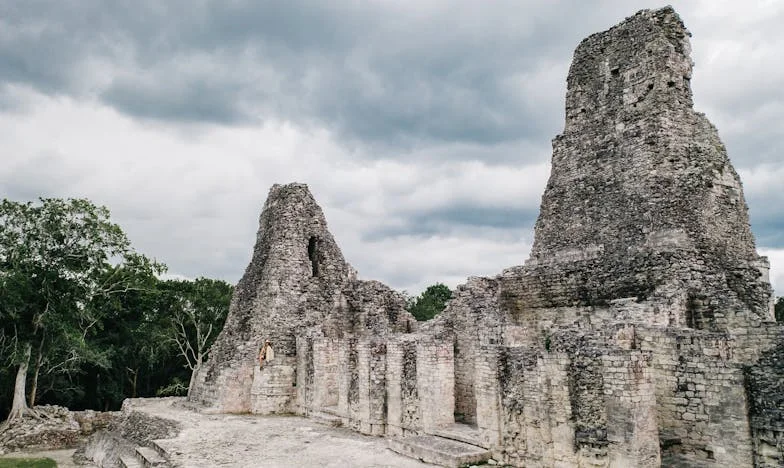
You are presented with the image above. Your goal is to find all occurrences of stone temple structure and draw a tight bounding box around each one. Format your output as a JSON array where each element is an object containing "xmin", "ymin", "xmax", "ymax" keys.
[{"xmin": 190, "ymin": 7, "xmax": 783, "ymax": 467}]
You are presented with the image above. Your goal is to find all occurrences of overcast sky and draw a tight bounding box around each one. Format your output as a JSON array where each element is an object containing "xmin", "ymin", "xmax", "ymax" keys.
[{"xmin": 1, "ymin": 1, "xmax": 782, "ymax": 296}]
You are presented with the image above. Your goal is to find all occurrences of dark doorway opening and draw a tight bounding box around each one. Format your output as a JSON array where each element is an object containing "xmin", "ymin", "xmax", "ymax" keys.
[{"xmin": 308, "ymin": 237, "xmax": 320, "ymax": 277}]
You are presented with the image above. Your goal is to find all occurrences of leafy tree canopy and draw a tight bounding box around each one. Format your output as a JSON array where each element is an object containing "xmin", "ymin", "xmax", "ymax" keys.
[
  {"xmin": 0, "ymin": 198, "xmax": 164, "ymax": 420},
  {"xmin": 775, "ymin": 297, "xmax": 783, "ymax": 323},
  {"xmin": 407, "ymin": 283, "xmax": 452, "ymax": 321},
  {"xmin": 0, "ymin": 197, "xmax": 235, "ymax": 420},
  {"xmin": 155, "ymin": 278, "xmax": 233, "ymax": 395}
]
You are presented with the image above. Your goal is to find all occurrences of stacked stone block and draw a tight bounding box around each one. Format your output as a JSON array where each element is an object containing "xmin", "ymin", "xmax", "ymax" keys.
[{"xmin": 601, "ymin": 350, "xmax": 660, "ymax": 468}]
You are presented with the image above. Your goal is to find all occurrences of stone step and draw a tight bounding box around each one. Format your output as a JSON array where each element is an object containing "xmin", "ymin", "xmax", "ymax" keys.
[
  {"xmin": 431, "ymin": 423, "xmax": 487, "ymax": 449},
  {"xmin": 388, "ymin": 434, "xmax": 491, "ymax": 468},
  {"xmin": 150, "ymin": 439, "xmax": 172, "ymax": 459},
  {"xmin": 320, "ymin": 405, "xmax": 341, "ymax": 417},
  {"xmin": 119, "ymin": 454, "xmax": 142, "ymax": 468},
  {"xmin": 309, "ymin": 410, "xmax": 343, "ymax": 428},
  {"xmin": 134, "ymin": 446, "xmax": 168, "ymax": 467}
]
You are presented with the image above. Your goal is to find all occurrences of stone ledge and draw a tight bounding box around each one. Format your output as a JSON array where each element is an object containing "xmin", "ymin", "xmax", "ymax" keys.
[{"xmin": 388, "ymin": 434, "xmax": 490, "ymax": 468}]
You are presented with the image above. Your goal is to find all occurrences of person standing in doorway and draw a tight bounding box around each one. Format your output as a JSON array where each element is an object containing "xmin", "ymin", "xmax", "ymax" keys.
[{"xmin": 259, "ymin": 340, "xmax": 274, "ymax": 370}]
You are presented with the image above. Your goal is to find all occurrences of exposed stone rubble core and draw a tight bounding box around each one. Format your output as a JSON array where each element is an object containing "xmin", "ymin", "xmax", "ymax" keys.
[
  {"xmin": 188, "ymin": 7, "xmax": 783, "ymax": 468},
  {"xmin": 0, "ymin": 405, "xmax": 115, "ymax": 455},
  {"xmin": 82, "ymin": 398, "xmax": 183, "ymax": 468}
]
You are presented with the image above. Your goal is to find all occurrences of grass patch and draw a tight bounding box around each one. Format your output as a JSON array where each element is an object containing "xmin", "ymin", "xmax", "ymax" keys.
[{"xmin": 0, "ymin": 458, "xmax": 57, "ymax": 468}]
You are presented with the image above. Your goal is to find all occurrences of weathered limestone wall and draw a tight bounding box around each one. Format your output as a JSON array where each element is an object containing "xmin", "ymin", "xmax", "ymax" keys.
[
  {"xmin": 489, "ymin": 343, "xmax": 660, "ymax": 467},
  {"xmin": 297, "ymin": 336, "xmax": 393, "ymax": 435},
  {"xmin": 343, "ymin": 281, "xmax": 416, "ymax": 336},
  {"xmin": 295, "ymin": 336, "xmax": 314, "ymax": 414},
  {"xmin": 416, "ymin": 340, "xmax": 456, "ymax": 432},
  {"xmin": 433, "ymin": 277, "xmax": 503, "ymax": 425},
  {"xmin": 354, "ymin": 339, "xmax": 388, "ymax": 435},
  {"xmin": 386, "ymin": 338, "xmax": 421, "ymax": 437},
  {"xmin": 296, "ymin": 333, "xmax": 458, "ymax": 439},
  {"xmin": 746, "ymin": 335, "xmax": 784, "ymax": 468},
  {"xmin": 250, "ymin": 356, "xmax": 297, "ymax": 414},
  {"xmin": 474, "ymin": 346, "xmax": 503, "ymax": 449},
  {"xmin": 496, "ymin": 348, "xmax": 576, "ymax": 467},
  {"xmin": 601, "ymin": 350, "xmax": 660, "ymax": 468},
  {"xmin": 737, "ymin": 326, "xmax": 784, "ymax": 468},
  {"xmin": 638, "ymin": 328, "xmax": 752, "ymax": 466}
]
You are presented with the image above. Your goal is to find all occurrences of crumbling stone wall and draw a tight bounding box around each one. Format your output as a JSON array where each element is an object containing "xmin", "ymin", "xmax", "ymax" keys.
[
  {"xmin": 386, "ymin": 338, "xmax": 421, "ymax": 436},
  {"xmin": 743, "ymin": 330, "xmax": 784, "ymax": 468},
  {"xmin": 190, "ymin": 183, "xmax": 352, "ymax": 413},
  {"xmin": 496, "ymin": 348, "xmax": 576, "ymax": 467},
  {"xmin": 342, "ymin": 280, "xmax": 415, "ymax": 337},
  {"xmin": 600, "ymin": 350, "xmax": 660, "ymax": 468},
  {"xmin": 489, "ymin": 339, "xmax": 661, "ymax": 467},
  {"xmin": 432, "ymin": 277, "xmax": 503, "ymax": 425},
  {"xmin": 190, "ymin": 184, "xmax": 416, "ymax": 415},
  {"xmin": 636, "ymin": 328, "xmax": 753, "ymax": 466}
]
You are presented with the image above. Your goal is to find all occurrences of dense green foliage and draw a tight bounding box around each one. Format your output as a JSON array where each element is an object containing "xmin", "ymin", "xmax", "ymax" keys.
[
  {"xmin": 0, "ymin": 198, "xmax": 232, "ymax": 420},
  {"xmin": 776, "ymin": 297, "xmax": 783, "ymax": 323},
  {"xmin": 406, "ymin": 283, "xmax": 452, "ymax": 321},
  {"xmin": 0, "ymin": 458, "xmax": 57, "ymax": 468}
]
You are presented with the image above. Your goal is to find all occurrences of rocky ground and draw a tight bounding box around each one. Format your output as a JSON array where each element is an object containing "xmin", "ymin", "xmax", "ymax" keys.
[
  {"xmin": 0, "ymin": 405, "xmax": 114, "ymax": 466},
  {"xmin": 0, "ymin": 405, "xmax": 113, "ymax": 454},
  {"xmin": 2, "ymin": 399, "xmax": 438, "ymax": 467},
  {"xmin": 125, "ymin": 398, "xmax": 433, "ymax": 467}
]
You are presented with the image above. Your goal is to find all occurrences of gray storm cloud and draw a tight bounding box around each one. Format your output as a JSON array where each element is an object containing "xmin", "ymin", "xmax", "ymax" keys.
[{"xmin": 0, "ymin": 0, "xmax": 782, "ymax": 294}]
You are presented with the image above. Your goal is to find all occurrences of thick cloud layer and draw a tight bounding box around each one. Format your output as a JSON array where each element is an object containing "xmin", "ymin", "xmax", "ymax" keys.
[{"xmin": 1, "ymin": 1, "xmax": 782, "ymax": 295}]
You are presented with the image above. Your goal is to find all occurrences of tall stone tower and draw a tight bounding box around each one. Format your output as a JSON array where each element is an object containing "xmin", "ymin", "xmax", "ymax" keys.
[
  {"xmin": 505, "ymin": 7, "xmax": 773, "ymax": 330},
  {"xmin": 189, "ymin": 183, "xmax": 353, "ymax": 413},
  {"xmin": 189, "ymin": 183, "xmax": 415, "ymax": 414}
]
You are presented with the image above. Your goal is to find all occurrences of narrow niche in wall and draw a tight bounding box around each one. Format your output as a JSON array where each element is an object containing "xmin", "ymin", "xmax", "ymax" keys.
[
  {"xmin": 308, "ymin": 236, "xmax": 320, "ymax": 277},
  {"xmin": 685, "ymin": 292, "xmax": 714, "ymax": 330}
]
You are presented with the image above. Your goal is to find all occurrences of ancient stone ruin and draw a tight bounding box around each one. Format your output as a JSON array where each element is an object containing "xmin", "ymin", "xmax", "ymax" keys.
[{"xmin": 189, "ymin": 7, "xmax": 783, "ymax": 468}]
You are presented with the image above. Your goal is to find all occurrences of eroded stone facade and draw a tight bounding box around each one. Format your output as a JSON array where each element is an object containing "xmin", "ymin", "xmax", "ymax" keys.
[{"xmin": 189, "ymin": 7, "xmax": 783, "ymax": 467}]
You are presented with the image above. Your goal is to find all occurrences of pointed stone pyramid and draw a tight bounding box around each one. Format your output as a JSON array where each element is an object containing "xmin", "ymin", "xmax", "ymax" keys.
[
  {"xmin": 501, "ymin": 6, "xmax": 773, "ymax": 330},
  {"xmin": 189, "ymin": 183, "xmax": 351, "ymax": 412},
  {"xmin": 189, "ymin": 183, "xmax": 414, "ymax": 413}
]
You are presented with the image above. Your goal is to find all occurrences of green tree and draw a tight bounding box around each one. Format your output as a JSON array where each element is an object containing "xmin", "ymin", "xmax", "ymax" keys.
[
  {"xmin": 85, "ymin": 265, "xmax": 170, "ymax": 405},
  {"xmin": 156, "ymin": 278, "xmax": 233, "ymax": 395},
  {"xmin": 0, "ymin": 198, "xmax": 163, "ymax": 422},
  {"xmin": 775, "ymin": 297, "xmax": 783, "ymax": 323},
  {"xmin": 407, "ymin": 283, "xmax": 452, "ymax": 321}
]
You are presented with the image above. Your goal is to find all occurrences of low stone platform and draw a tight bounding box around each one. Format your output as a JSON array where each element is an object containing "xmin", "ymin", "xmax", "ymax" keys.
[
  {"xmin": 119, "ymin": 454, "xmax": 141, "ymax": 468},
  {"xmin": 307, "ymin": 408, "xmax": 344, "ymax": 428},
  {"xmin": 388, "ymin": 434, "xmax": 491, "ymax": 467}
]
